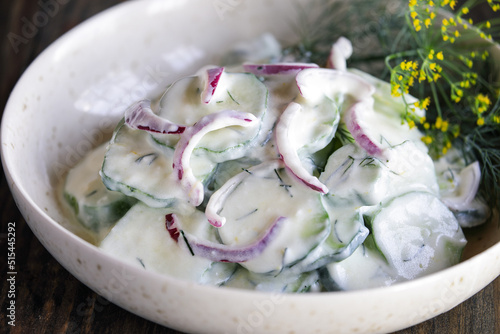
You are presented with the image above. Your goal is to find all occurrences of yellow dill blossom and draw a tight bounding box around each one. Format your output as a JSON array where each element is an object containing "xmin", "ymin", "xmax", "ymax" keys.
[
  {"xmin": 486, "ymin": 21, "xmax": 491, "ymax": 29},
  {"xmin": 421, "ymin": 136, "xmax": 433, "ymax": 144},
  {"xmin": 409, "ymin": 0, "xmax": 417, "ymax": 7},
  {"xmin": 477, "ymin": 93, "xmax": 491, "ymax": 105},
  {"xmin": 462, "ymin": 7, "xmax": 469, "ymax": 14},
  {"xmin": 442, "ymin": 18, "xmax": 449, "ymax": 26},
  {"xmin": 475, "ymin": 93, "xmax": 492, "ymax": 114},
  {"xmin": 441, "ymin": 120, "xmax": 449, "ymax": 132},
  {"xmin": 414, "ymin": 19, "xmax": 422, "ymax": 31},
  {"xmin": 408, "ymin": 76, "xmax": 415, "ymax": 87},
  {"xmin": 493, "ymin": 115, "xmax": 500, "ymax": 123},
  {"xmin": 421, "ymin": 97, "xmax": 431, "ymax": 109},
  {"xmin": 477, "ymin": 117, "xmax": 485, "ymax": 126},
  {"xmin": 424, "ymin": 122, "xmax": 431, "ymax": 129},
  {"xmin": 391, "ymin": 84, "xmax": 401, "ymax": 97},
  {"xmin": 436, "ymin": 51, "xmax": 443, "ymax": 60},
  {"xmin": 429, "ymin": 62, "xmax": 436, "ymax": 70},
  {"xmin": 420, "ymin": 116, "xmax": 426, "ymax": 123},
  {"xmin": 425, "ymin": 18, "xmax": 432, "ymax": 28},
  {"xmin": 408, "ymin": 119, "xmax": 416, "ymax": 128},
  {"xmin": 435, "ymin": 116, "xmax": 443, "ymax": 129}
]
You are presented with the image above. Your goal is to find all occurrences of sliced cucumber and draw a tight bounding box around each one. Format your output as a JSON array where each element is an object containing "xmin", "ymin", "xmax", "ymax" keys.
[
  {"xmin": 291, "ymin": 95, "xmax": 340, "ymax": 155},
  {"xmin": 319, "ymin": 141, "xmax": 438, "ymax": 207},
  {"xmin": 293, "ymin": 203, "xmax": 368, "ymax": 272},
  {"xmin": 99, "ymin": 202, "xmax": 236, "ymax": 284},
  {"xmin": 368, "ymin": 192, "xmax": 466, "ymax": 279},
  {"xmin": 207, "ymin": 157, "xmax": 263, "ymax": 192},
  {"xmin": 100, "ymin": 119, "xmax": 216, "ymax": 208},
  {"xmin": 214, "ymin": 161, "xmax": 330, "ymax": 274},
  {"xmin": 155, "ymin": 70, "xmax": 268, "ymax": 162},
  {"xmin": 324, "ymin": 191, "xmax": 467, "ymax": 290},
  {"xmin": 223, "ymin": 265, "xmax": 321, "ymax": 292},
  {"xmin": 64, "ymin": 143, "xmax": 137, "ymax": 234},
  {"xmin": 321, "ymin": 244, "xmax": 395, "ymax": 290}
]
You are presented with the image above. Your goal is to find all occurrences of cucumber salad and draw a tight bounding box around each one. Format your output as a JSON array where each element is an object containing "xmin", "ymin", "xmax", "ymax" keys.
[{"xmin": 63, "ymin": 35, "xmax": 491, "ymax": 292}]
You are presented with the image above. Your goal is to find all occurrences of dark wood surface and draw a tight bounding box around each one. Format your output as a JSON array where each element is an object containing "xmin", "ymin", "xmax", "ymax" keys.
[{"xmin": 0, "ymin": 1, "xmax": 498, "ymax": 333}]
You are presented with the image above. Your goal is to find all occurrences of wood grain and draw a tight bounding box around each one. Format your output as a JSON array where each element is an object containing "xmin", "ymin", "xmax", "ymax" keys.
[{"xmin": 0, "ymin": 1, "xmax": 498, "ymax": 333}]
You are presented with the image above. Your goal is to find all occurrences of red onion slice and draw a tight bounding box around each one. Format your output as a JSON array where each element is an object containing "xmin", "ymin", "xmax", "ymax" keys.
[
  {"xmin": 165, "ymin": 213, "xmax": 286, "ymax": 263},
  {"xmin": 343, "ymin": 100, "xmax": 384, "ymax": 156},
  {"xmin": 173, "ymin": 110, "xmax": 258, "ymax": 206},
  {"xmin": 125, "ymin": 100, "xmax": 186, "ymax": 134},
  {"xmin": 201, "ymin": 67, "xmax": 224, "ymax": 104},
  {"xmin": 243, "ymin": 63, "xmax": 319, "ymax": 76},
  {"xmin": 275, "ymin": 102, "xmax": 328, "ymax": 194},
  {"xmin": 165, "ymin": 213, "xmax": 180, "ymax": 242},
  {"xmin": 326, "ymin": 37, "xmax": 353, "ymax": 71},
  {"xmin": 441, "ymin": 161, "xmax": 481, "ymax": 211}
]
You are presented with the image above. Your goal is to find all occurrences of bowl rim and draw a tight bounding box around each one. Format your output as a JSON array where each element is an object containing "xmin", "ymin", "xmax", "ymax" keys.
[{"xmin": 1, "ymin": 0, "xmax": 500, "ymax": 331}]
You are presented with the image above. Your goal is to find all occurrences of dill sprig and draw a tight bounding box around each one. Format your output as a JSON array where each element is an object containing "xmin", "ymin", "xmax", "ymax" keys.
[{"xmin": 288, "ymin": 0, "xmax": 500, "ymax": 209}]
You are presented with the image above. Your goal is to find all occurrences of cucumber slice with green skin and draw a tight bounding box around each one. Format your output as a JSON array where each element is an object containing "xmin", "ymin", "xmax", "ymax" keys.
[
  {"xmin": 322, "ymin": 244, "xmax": 395, "ymax": 290},
  {"xmin": 213, "ymin": 161, "xmax": 330, "ymax": 274},
  {"xmin": 319, "ymin": 141, "xmax": 438, "ymax": 207},
  {"xmin": 324, "ymin": 191, "xmax": 467, "ymax": 290},
  {"xmin": 100, "ymin": 119, "xmax": 216, "ymax": 208},
  {"xmin": 207, "ymin": 157, "xmax": 263, "ymax": 192},
  {"xmin": 369, "ymin": 192, "xmax": 466, "ymax": 279},
  {"xmin": 155, "ymin": 70, "xmax": 268, "ymax": 162},
  {"xmin": 64, "ymin": 143, "xmax": 137, "ymax": 233},
  {"xmin": 223, "ymin": 265, "xmax": 321, "ymax": 292},
  {"xmin": 100, "ymin": 203, "xmax": 235, "ymax": 284},
  {"xmin": 292, "ymin": 204, "xmax": 369, "ymax": 272}
]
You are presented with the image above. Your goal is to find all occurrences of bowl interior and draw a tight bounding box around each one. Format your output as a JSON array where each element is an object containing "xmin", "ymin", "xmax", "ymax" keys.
[{"xmin": 2, "ymin": 1, "xmax": 500, "ymax": 333}]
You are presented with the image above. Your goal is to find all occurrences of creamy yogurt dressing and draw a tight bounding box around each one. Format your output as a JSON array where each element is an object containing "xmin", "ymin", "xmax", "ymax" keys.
[{"xmin": 62, "ymin": 37, "xmax": 486, "ymax": 291}]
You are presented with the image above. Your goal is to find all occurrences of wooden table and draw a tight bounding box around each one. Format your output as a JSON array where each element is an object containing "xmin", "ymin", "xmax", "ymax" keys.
[{"xmin": 0, "ymin": 1, "xmax": 499, "ymax": 333}]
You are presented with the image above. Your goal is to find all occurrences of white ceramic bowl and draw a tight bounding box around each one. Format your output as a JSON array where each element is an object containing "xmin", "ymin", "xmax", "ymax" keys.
[{"xmin": 2, "ymin": 1, "xmax": 500, "ymax": 333}]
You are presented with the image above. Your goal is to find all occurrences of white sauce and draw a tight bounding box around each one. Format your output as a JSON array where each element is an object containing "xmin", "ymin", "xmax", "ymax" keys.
[{"xmin": 63, "ymin": 39, "xmax": 484, "ymax": 290}]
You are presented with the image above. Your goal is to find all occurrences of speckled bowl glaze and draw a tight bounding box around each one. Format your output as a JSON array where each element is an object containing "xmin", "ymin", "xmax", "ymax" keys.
[{"xmin": 2, "ymin": 1, "xmax": 500, "ymax": 333}]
